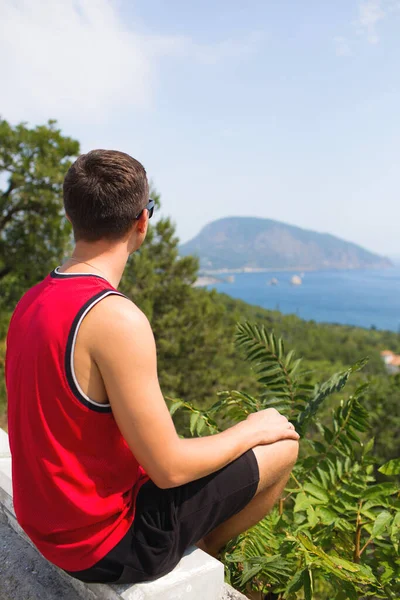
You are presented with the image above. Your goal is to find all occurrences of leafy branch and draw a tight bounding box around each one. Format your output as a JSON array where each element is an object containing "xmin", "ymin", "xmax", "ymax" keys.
[{"xmin": 170, "ymin": 322, "xmax": 400, "ymax": 598}]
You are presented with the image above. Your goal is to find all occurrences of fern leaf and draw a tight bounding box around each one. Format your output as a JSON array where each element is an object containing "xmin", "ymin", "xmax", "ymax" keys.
[{"xmin": 295, "ymin": 359, "xmax": 368, "ymax": 436}]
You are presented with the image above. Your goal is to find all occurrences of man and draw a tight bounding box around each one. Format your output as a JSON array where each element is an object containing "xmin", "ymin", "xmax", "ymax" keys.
[{"xmin": 5, "ymin": 149, "xmax": 299, "ymax": 584}]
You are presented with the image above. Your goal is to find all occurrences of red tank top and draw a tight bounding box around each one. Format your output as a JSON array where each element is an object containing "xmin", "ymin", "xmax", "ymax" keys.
[{"xmin": 5, "ymin": 267, "xmax": 149, "ymax": 571}]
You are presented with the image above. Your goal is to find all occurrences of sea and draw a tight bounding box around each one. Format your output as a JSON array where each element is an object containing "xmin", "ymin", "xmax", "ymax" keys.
[{"xmin": 205, "ymin": 267, "xmax": 400, "ymax": 333}]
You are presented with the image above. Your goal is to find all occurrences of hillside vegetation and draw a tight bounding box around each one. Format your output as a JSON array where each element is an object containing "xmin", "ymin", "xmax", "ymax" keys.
[{"xmin": 171, "ymin": 325, "xmax": 400, "ymax": 598}]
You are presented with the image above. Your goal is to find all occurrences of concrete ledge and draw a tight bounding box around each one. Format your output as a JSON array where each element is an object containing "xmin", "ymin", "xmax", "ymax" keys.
[
  {"xmin": 88, "ymin": 547, "xmax": 224, "ymax": 600},
  {"xmin": 0, "ymin": 509, "xmax": 90, "ymax": 600},
  {"xmin": 0, "ymin": 428, "xmax": 12, "ymax": 502},
  {"xmin": 0, "ymin": 426, "xmax": 10, "ymax": 456},
  {"xmin": 0, "ymin": 428, "xmax": 247, "ymax": 599}
]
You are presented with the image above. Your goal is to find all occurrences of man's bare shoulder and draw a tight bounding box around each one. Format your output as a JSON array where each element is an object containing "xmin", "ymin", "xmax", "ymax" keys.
[
  {"xmin": 94, "ymin": 293, "xmax": 146, "ymax": 323},
  {"xmin": 84, "ymin": 293, "xmax": 153, "ymax": 352}
]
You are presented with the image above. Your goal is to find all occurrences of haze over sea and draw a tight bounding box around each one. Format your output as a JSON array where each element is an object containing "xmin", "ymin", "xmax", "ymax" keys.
[{"xmin": 206, "ymin": 267, "xmax": 400, "ymax": 333}]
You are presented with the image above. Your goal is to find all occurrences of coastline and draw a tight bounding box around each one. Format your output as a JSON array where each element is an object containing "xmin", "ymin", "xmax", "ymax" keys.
[{"xmin": 199, "ymin": 264, "xmax": 393, "ymax": 275}]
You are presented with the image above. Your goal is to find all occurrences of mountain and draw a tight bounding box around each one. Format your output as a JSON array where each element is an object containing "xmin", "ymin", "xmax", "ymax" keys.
[{"xmin": 179, "ymin": 217, "xmax": 393, "ymax": 271}]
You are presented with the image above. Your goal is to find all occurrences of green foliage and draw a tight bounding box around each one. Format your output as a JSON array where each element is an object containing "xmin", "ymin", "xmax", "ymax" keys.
[
  {"xmin": 379, "ymin": 459, "xmax": 400, "ymax": 477},
  {"xmin": 220, "ymin": 293, "xmax": 400, "ymax": 373},
  {"xmin": 0, "ymin": 118, "xmax": 79, "ymax": 306},
  {"xmin": 362, "ymin": 374, "xmax": 400, "ymax": 466},
  {"xmin": 171, "ymin": 323, "xmax": 400, "ymax": 599}
]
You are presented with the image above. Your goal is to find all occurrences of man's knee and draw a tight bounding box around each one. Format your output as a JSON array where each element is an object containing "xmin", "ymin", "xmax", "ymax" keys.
[
  {"xmin": 274, "ymin": 438, "xmax": 299, "ymax": 471},
  {"xmin": 282, "ymin": 438, "xmax": 299, "ymax": 467},
  {"xmin": 252, "ymin": 438, "xmax": 299, "ymax": 488}
]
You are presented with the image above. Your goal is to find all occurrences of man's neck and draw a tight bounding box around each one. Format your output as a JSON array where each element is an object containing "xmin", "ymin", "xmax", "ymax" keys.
[{"xmin": 63, "ymin": 241, "xmax": 130, "ymax": 289}]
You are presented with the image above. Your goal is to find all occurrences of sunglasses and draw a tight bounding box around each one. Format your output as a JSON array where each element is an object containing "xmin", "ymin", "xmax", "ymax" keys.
[{"xmin": 135, "ymin": 199, "xmax": 155, "ymax": 220}]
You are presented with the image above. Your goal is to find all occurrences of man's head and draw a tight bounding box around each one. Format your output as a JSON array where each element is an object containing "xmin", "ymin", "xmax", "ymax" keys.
[{"xmin": 63, "ymin": 149, "xmax": 150, "ymax": 245}]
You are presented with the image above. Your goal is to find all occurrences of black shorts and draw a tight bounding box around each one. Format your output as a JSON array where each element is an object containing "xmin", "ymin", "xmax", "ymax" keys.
[{"xmin": 63, "ymin": 449, "xmax": 259, "ymax": 584}]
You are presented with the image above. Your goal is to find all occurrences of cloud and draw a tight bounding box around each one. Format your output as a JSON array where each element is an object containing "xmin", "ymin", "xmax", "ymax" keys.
[
  {"xmin": 356, "ymin": 0, "xmax": 400, "ymax": 43},
  {"xmin": 334, "ymin": 0, "xmax": 400, "ymax": 55},
  {"xmin": 357, "ymin": 0, "xmax": 386, "ymax": 43},
  {"xmin": 334, "ymin": 36, "xmax": 352, "ymax": 56},
  {"xmin": 0, "ymin": 0, "xmax": 155, "ymax": 124},
  {"xmin": 0, "ymin": 0, "xmax": 262, "ymax": 126}
]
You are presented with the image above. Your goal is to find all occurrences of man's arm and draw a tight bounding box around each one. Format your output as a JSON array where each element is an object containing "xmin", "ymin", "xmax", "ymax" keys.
[{"xmin": 89, "ymin": 295, "xmax": 299, "ymax": 489}]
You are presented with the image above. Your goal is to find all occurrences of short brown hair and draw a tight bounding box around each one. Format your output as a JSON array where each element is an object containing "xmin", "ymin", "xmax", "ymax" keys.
[{"xmin": 63, "ymin": 149, "xmax": 148, "ymax": 242}]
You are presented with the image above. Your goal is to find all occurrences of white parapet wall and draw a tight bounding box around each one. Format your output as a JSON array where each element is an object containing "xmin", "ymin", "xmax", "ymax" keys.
[
  {"xmin": 0, "ymin": 427, "xmax": 13, "ymax": 516},
  {"xmin": 0, "ymin": 428, "xmax": 246, "ymax": 600}
]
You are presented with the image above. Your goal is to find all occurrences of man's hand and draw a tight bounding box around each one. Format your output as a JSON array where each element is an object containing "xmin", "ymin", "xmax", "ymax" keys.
[{"xmin": 245, "ymin": 408, "xmax": 300, "ymax": 445}]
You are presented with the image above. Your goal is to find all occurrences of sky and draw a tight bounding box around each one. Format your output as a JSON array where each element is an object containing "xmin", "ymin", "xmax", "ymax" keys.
[{"xmin": 1, "ymin": 0, "xmax": 400, "ymax": 257}]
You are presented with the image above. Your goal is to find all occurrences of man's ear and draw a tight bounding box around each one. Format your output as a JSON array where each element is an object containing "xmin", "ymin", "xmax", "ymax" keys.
[{"xmin": 135, "ymin": 211, "xmax": 148, "ymax": 235}]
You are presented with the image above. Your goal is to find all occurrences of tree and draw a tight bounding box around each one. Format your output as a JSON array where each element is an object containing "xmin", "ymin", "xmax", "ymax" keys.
[
  {"xmin": 0, "ymin": 118, "xmax": 79, "ymax": 307},
  {"xmin": 363, "ymin": 374, "xmax": 400, "ymax": 468},
  {"xmin": 171, "ymin": 324, "xmax": 400, "ymax": 599}
]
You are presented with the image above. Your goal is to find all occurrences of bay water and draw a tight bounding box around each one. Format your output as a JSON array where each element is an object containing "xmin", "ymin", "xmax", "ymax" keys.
[{"xmin": 206, "ymin": 267, "xmax": 400, "ymax": 332}]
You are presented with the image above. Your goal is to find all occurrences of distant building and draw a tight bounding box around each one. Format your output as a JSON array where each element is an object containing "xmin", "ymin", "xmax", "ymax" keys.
[
  {"xmin": 381, "ymin": 350, "xmax": 394, "ymax": 364},
  {"xmin": 380, "ymin": 350, "xmax": 400, "ymax": 374}
]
